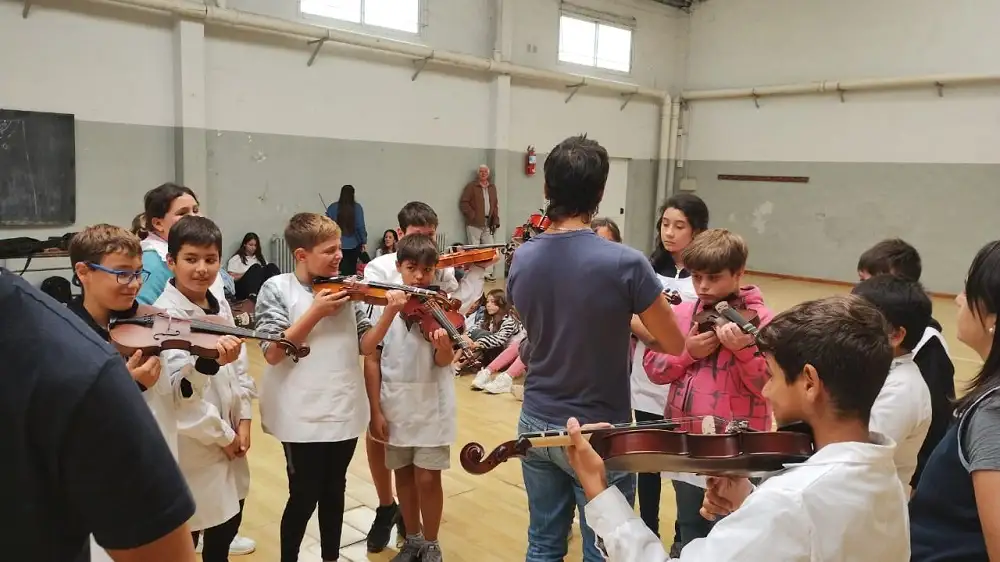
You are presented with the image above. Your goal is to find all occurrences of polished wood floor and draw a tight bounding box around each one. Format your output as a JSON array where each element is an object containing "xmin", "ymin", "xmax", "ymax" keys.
[{"xmin": 226, "ymin": 275, "xmax": 980, "ymax": 562}]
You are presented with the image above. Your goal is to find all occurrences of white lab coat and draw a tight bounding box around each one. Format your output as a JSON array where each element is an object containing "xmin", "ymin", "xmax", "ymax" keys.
[
  {"xmin": 869, "ymin": 352, "xmax": 932, "ymax": 495},
  {"xmin": 586, "ymin": 432, "xmax": 910, "ymax": 562},
  {"xmin": 259, "ymin": 274, "xmax": 369, "ymax": 443},
  {"xmin": 154, "ymin": 282, "xmax": 255, "ymax": 531},
  {"xmin": 379, "ymin": 312, "xmax": 456, "ymax": 447},
  {"xmin": 630, "ymin": 274, "xmax": 695, "ymax": 415},
  {"xmin": 363, "ymin": 251, "xmax": 486, "ymax": 318},
  {"xmin": 913, "ymin": 325, "xmax": 950, "ymax": 356}
]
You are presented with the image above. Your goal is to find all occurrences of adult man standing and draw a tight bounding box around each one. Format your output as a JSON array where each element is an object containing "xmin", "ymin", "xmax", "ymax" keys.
[{"xmin": 459, "ymin": 164, "xmax": 500, "ymax": 280}]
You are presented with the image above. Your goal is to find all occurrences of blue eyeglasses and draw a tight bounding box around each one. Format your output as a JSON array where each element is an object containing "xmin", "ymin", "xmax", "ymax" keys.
[{"xmin": 86, "ymin": 262, "xmax": 151, "ymax": 285}]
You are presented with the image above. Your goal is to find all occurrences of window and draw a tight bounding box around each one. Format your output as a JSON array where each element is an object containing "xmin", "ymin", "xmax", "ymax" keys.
[
  {"xmin": 301, "ymin": 0, "xmax": 420, "ymax": 34},
  {"xmin": 558, "ymin": 14, "xmax": 632, "ymax": 73}
]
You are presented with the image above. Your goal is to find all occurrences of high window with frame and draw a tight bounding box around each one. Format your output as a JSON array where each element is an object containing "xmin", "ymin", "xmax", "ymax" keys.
[
  {"xmin": 558, "ymin": 13, "xmax": 633, "ymax": 73},
  {"xmin": 300, "ymin": 0, "xmax": 420, "ymax": 34}
]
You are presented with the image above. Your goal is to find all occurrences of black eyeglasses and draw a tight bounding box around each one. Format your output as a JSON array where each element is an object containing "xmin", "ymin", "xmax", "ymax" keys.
[{"xmin": 86, "ymin": 262, "xmax": 151, "ymax": 285}]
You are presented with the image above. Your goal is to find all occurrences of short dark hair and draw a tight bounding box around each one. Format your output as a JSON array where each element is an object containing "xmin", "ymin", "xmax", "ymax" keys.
[
  {"xmin": 756, "ymin": 295, "xmax": 893, "ymax": 425},
  {"xmin": 543, "ymin": 135, "xmax": 609, "ymax": 222},
  {"xmin": 590, "ymin": 217, "xmax": 622, "ymax": 242},
  {"xmin": 397, "ymin": 202, "xmax": 439, "ymax": 231},
  {"xmin": 396, "ymin": 233, "xmax": 439, "ymax": 267},
  {"xmin": 851, "ymin": 275, "xmax": 932, "ymax": 352},
  {"xmin": 167, "ymin": 215, "xmax": 223, "ymax": 257},
  {"xmin": 857, "ymin": 239, "xmax": 922, "ymax": 282},
  {"xmin": 144, "ymin": 182, "xmax": 198, "ymax": 221}
]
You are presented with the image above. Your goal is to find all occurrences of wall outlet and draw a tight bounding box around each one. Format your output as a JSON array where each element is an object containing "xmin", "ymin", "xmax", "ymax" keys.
[{"xmin": 678, "ymin": 177, "xmax": 697, "ymax": 192}]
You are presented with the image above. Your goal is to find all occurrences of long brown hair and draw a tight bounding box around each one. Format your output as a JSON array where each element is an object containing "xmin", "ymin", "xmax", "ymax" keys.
[
  {"xmin": 336, "ymin": 184, "xmax": 356, "ymax": 235},
  {"xmin": 484, "ymin": 288, "xmax": 515, "ymax": 331}
]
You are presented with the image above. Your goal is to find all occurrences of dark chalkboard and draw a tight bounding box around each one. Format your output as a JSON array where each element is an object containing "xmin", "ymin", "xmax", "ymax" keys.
[{"xmin": 0, "ymin": 109, "xmax": 76, "ymax": 226}]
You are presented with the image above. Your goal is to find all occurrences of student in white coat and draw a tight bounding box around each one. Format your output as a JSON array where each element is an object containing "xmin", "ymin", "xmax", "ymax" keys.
[
  {"xmin": 154, "ymin": 216, "xmax": 254, "ymax": 562},
  {"xmin": 364, "ymin": 234, "xmax": 457, "ymax": 562},
  {"xmin": 566, "ymin": 296, "xmax": 911, "ymax": 562},
  {"xmin": 254, "ymin": 213, "xmax": 402, "ymax": 562},
  {"xmin": 851, "ymin": 275, "xmax": 934, "ymax": 495},
  {"xmin": 626, "ymin": 194, "xmax": 708, "ymax": 552},
  {"xmin": 361, "ymin": 201, "xmax": 495, "ymax": 552}
]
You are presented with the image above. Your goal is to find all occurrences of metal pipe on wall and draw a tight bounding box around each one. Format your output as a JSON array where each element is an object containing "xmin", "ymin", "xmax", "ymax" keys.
[{"xmin": 682, "ymin": 73, "xmax": 1000, "ymax": 101}]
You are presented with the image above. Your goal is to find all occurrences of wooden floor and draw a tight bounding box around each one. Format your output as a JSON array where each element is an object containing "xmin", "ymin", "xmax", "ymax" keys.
[{"xmin": 228, "ymin": 275, "xmax": 980, "ymax": 562}]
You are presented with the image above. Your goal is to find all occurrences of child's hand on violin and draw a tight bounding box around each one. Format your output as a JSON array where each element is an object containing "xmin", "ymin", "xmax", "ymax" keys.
[
  {"xmin": 715, "ymin": 323, "xmax": 755, "ymax": 352},
  {"xmin": 383, "ymin": 289, "xmax": 408, "ymax": 314},
  {"xmin": 215, "ymin": 335, "xmax": 243, "ymax": 366},
  {"xmin": 686, "ymin": 325, "xmax": 720, "ymax": 359},
  {"xmin": 126, "ymin": 351, "xmax": 161, "ymax": 389},
  {"xmin": 311, "ymin": 288, "xmax": 351, "ymax": 317},
  {"xmin": 565, "ymin": 417, "xmax": 612, "ymax": 501},
  {"xmin": 701, "ymin": 476, "xmax": 753, "ymax": 520},
  {"xmin": 430, "ymin": 328, "xmax": 453, "ymax": 356}
]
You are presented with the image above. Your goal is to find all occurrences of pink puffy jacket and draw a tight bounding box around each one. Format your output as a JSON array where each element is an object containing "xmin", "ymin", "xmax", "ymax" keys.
[{"xmin": 642, "ymin": 286, "xmax": 773, "ymax": 432}]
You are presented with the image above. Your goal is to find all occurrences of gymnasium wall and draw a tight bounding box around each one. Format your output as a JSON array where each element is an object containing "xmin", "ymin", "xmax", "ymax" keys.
[
  {"xmin": 0, "ymin": 0, "xmax": 687, "ymax": 280},
  {"xmin": 678, "ymin": 0, "xmax": 1000, "ymax": 294}
]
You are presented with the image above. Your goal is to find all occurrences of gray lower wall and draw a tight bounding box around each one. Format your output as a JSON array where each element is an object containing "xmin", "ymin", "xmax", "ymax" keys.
[
  {"xmin": 675, "ymin": 160, "xmax": 1000, "ymax": 294},
  {"xmin": 1, "ymin": 120, "xmax": 663, "ymax": 286}
]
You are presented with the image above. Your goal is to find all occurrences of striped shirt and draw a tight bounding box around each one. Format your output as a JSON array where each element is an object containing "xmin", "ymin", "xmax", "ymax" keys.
[
  {"xmin": 475, "ymin": 314, "xmax": 522, "ymax": 350},
  {"xmin": 255, "ymin": 276, "xmax": 371, "ymax": 353}
]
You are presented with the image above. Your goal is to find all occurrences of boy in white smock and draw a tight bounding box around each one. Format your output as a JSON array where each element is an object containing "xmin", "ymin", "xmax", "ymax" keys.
[
  {"xmin": 255, "ymin": 213, "xmax": 402, "ymax": 562},
  {"xmin": 152, "ymin": 216, "xmax": 253, "ymax": 562},
  {"xmin": 364, "ymin": 234, "xmax": 457, "ymax": 562}
]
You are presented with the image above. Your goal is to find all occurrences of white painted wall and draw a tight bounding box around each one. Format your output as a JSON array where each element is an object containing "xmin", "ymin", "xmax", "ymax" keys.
[{"xmin": 682, "ymin": 0, "xmax": 1000, "ymax": 165}]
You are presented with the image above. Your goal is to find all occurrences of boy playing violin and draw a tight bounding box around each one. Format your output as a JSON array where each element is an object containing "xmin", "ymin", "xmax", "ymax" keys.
[
  {"xmin": 151, "ymin": 216, "xmax": 253, "ymax": 562},
  {"xmin": 363, "ymin": 233, "xmax": 456, "ymax": 562},
  {"xmin": 568, "ymin": 295, "xmax": 910, "ymax": 561},
  {"xmin": 255, "ymin": 212, "xmax": 402, "ymax": 562}
]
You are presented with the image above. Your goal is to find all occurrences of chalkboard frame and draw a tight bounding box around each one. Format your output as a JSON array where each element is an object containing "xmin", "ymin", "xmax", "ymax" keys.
[{"xmin": 0, "ymin": 108, "xmax": 77, "ymax": 227}]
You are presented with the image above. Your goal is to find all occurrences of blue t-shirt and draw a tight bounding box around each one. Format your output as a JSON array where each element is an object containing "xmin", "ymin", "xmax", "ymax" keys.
[{"xmin": 507, "ymin": 229, "xmax": 663, "ymax": 425}]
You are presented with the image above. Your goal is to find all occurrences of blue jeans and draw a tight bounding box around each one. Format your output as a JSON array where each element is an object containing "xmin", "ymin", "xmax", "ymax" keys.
[{"xmin": 519, "ymin": 411, "xmax": 636, "ymax": 562}]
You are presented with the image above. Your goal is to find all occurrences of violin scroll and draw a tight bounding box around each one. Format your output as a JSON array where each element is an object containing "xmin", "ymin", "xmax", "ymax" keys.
[
  {"xmin": 274, "ymin": 337, "xmax": 311, "ymax": 362},
  {"xmin": 459, "ymin": 439, "xmax": 531, "ymax": 475}
]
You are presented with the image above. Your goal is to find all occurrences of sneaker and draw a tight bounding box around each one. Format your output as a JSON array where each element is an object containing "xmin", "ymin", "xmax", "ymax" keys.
[
  {"xmin": 470, "ymin": 368, "xmax": 492, "ymax": 390},
  {"xmin": 390, "ymin": 537, "xmax": 424, "ymax": 562},
  {"xmin": 395, "ymin": 517, "xmax": 406, "ymax": 548},
  {"xmin": 420, "ymin": 542, "xmax": 444, "ymax": 562},
  {"xmin": 511, "ymin": 384, "xmax": 524, "ymax": 401},
  {"xmin": 483, "ymin": 373, "xmax": 513, "ymax": 394},
  {"xmin": 229, "ymin": 536, "xmax": 256, "ymax": 556},
  {"xmin": 367, "ymin": 502, "xmax": 402, "ymax": 553}
]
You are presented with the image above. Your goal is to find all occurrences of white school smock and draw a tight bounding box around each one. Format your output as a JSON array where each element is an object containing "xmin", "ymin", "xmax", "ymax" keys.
[
  {"xmin": 259, "ymin": 273, "xmax": 369, "ymax": 443},
  {"xmin": 913, "ymin": 325, "xmax": 950, "ymax": 356},
  {"xmin": 869, "ymin": 352, "xmax": 933, "ymax": 496},
  {"xmin": 586, "ymin": 432, "xmax": 910, "ymax": 562},
  {"xmin": 154, "ymin": 282, "xmax": 255, "ymax": 531},
  {"xmin": 379, "ymin": 313, "xmax": 456, "ymax": 447},
  {"xmin": 630, "ymin": 273, "xmax": 696, "ymax": 415}
]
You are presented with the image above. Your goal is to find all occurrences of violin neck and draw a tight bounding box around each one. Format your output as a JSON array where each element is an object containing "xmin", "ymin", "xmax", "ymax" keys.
[
  {"xmin": 366, "ymin": 280, "xmax": 441, "ymax": 299},
  {"xmin": 188, "ymin": 318, "xmax": 275, "ymax": 342}
]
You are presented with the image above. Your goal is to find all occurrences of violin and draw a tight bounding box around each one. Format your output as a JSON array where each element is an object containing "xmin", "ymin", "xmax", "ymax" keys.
[
  {"xmin": 398, "ymin": 292, "xmax": 480, "ymax": 368},
  {"xmin": 109, "ymin": 305, "xmax": 309, "ymax": 362},
  {"xmin": 662, "ymin": 288, "xmax": 682, "ymax": 306},
  {"xmin": 437, "ymin": 243, "xmax": 509, "ymax": 270},
  {"xmin": 312, "ymin": 276, "xmax": 458, "ymax": 309},
  {"xmin": 693, "ymin": 300, "xmax": 760, "ymax": 334},
  {"xmin": 460, "ymin": 416, "xmax": 814, "ymax": 477}
]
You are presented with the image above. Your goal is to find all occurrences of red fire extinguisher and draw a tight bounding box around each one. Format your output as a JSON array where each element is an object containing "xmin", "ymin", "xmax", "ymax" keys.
[{"xmin": 525, "ymin": 145, "xmax": 536, "ymax": 177}]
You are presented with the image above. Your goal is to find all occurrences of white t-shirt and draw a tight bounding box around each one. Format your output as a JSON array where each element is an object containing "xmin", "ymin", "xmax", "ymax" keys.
[{"xmin": 227, "ymin": 255, "xmax": 261, "ymax": 276}]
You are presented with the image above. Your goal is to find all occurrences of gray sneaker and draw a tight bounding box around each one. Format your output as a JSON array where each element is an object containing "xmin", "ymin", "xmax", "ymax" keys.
[
  {"xmin": 420, "ymin": 542, "xmax": 444, "ymax": 562},
  {"xmin": 391, "ymin": 538, "xmax": 424, "ymax": 562}
]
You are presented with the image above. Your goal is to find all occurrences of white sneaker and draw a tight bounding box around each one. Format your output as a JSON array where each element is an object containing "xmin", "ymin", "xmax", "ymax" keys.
[
  {"xmin": 229, "ymin": 536, "xmax": 256, "ymax": 556},
  {"xmin": 471, "ymin": 368, "xmax": 493, "ymax": 390},
  {"xmin": 484, "ymin": 373, "xmax": 513, "ymax": 394}
]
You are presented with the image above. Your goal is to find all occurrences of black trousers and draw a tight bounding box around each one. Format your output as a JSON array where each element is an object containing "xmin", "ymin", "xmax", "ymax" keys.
[
  {"xmin": 634, "ymin": 409, "xmax": 667, "ymax": 537},
  {"xmin": 339, "ymin": 248, "xmax": 361, "ymax": 276},
  {"xmin": 280, "ymin": 439, "xmax": 358, "ymax": 562},
  {"xmin": 234, "ymin": 263, "xmax": 281, "ymax": 300},
  {"xmin": 192, "ymin": 499, "xmax": 245, "ymax": 562}
]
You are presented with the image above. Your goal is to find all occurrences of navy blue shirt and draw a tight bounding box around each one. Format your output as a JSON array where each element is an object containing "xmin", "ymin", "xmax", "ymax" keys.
[
  {"xmin": 0, "ymin": 269, "xmax": 196, "ymax": 561},
  {"xmin": 508, "ymin": 229, "xmax": 663, "ymax": 425}
]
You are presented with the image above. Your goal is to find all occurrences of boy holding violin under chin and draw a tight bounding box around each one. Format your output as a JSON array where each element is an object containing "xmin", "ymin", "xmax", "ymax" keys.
[
  {"xmin": 254, "ymin": 212, "xmax": 402, "ymax": 562},
  {"xmin": 567, "ymin": 296, "xmax": 910, "ymax": 562},
  {"xmin": 363, "ymin": 233, "xmax": 456, "ymax": 562}
]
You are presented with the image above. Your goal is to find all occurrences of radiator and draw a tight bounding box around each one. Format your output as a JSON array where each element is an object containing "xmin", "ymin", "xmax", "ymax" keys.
[
  {"xmin": 270, "ymin": 235, "xmax": 296, "ymax": 274},
  {"xmin": 437, "ymin": 232, "xmax": 448, "ymax": 251}
]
